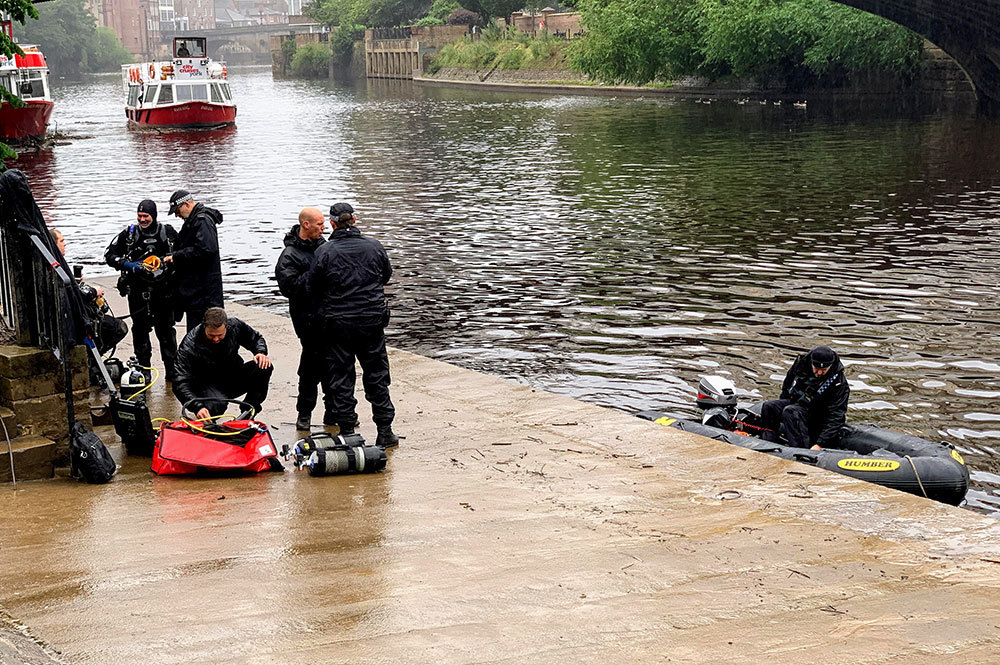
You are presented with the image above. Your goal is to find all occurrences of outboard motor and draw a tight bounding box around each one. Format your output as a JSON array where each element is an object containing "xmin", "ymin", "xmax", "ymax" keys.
[
  {"xmin": 696, "ymin": 376, "xmax": 739, "ymax": 410},
  {"xmin": 696, "ymin": 376, "xmax": 739, "ymax": 429}
]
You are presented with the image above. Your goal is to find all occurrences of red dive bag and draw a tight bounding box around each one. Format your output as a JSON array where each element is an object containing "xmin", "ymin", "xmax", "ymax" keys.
[{"xmin": 152, "ymin": 419, "xmax": 283, "ymax": 475}]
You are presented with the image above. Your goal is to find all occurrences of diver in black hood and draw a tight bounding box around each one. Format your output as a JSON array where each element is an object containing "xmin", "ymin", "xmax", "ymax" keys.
[
  {"xmin": 759, "ymin": 345, "xmax": 850, "ymax": 449},
  {"xmin": 104, "ymin": 199, "xmax": 179, "ymax": 380}
]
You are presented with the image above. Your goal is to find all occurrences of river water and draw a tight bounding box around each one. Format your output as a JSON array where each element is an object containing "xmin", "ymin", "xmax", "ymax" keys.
[{"xmin": 11, "ymin": 69, "xmax": 1000, "ymax": 515}]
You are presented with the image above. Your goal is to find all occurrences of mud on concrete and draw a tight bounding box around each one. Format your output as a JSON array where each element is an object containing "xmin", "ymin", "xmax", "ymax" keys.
[{"xmin": 0, "ymin": 284, "xmax": 999, "ymax": 664}]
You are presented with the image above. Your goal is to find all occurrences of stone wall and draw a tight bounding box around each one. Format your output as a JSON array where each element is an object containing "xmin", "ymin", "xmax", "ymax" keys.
[
  {"xmin": 0, "ymin": 344, "xmax": 90, "ymax": 480},
  {"xmin": 509, "ymin": 10, "xmax": 582, "ymax": 37}
]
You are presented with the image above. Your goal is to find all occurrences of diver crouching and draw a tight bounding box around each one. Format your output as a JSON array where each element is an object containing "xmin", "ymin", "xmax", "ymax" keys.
[{"xmin": 171, "ymin": 307, "xmax": 273, "ymax": 420}]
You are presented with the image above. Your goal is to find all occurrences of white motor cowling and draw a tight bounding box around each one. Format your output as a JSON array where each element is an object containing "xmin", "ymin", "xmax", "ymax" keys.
[{"xmin": 696, "ymin": 375, "xmax": 739, "ymax": 410}]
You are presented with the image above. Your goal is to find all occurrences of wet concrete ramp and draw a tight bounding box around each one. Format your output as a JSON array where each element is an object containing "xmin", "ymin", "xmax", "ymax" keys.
[{"xmin": 1, "ymin": 297, "xmax": 999, "ymax": 664}]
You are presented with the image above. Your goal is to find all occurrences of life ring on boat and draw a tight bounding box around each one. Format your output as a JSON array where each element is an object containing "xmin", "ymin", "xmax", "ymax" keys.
[{"xmin": 149, "ymin": 64, "xmax": 155, "ymax": 79}]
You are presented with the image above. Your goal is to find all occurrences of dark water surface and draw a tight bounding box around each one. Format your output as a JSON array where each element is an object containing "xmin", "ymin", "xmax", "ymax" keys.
[{"xmin": 14, "ymin": 69, "xmax": 1000, "ymax": 515}]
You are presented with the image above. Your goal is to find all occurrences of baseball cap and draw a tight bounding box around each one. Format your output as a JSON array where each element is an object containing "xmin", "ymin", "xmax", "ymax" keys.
[
  {"xmin": 330, "ymin": 202, "xmax": 354, "ymax": 218},
  {"xmin": 810, "ymin": 346, "xmax": 836, "ymax": 369},
  {"xmin": 168, "ymin": 190, "xmax": 193, "ymax": 214}
]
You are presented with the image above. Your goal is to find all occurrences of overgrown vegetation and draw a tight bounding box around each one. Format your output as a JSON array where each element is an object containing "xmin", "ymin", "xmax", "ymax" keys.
[
  {"xmin": 291, "ymin": 42, "xmax": 334, "ymax": 78},
  {"xmin": 16, "ymin": 0, "xmax": 132, "ymax": 76},
  {"xmin": 331, "ymin": 24, "xmax": 365, "ymax": 65},
  {"xmin": 304, "ymin": 0, "xmax": 536, "ymax": 27},
  {"xmin": 428, "ymin": 27, "xmax": 568, "ymax": 74},
  {"xmin": 569, "ymin": 0, "xmax": 924, "ymax": 89},
  {"xmin": 1, "ymin": 0, "xmax": 38, "ymax": 163}
]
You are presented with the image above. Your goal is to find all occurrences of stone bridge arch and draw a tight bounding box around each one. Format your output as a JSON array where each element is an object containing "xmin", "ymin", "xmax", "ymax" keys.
[{"xmin": 833, "ymin": 0, "xmax": 1000, "ymax": 110}]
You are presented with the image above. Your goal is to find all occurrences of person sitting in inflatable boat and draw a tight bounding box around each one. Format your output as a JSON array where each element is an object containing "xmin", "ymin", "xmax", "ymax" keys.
[{"xmin": 759, "ymin": 345, "xmax": 849, "ymax": 451}]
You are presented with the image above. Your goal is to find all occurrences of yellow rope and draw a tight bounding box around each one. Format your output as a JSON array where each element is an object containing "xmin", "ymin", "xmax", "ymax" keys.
[
  {"xmin": 126, "ymin": 364, "xmax": 160, "ymax": 401},
  {"xmin": 904, "ymin": 455, "xmax": 929, "ymax": 499}
]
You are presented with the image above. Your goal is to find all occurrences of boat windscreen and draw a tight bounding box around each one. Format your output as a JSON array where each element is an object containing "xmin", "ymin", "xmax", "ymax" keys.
[
  {"xmin": 18, "ymin": 73, "xmax": 45, "ymax": 100},
  {"xmin": 144, "ymin": 85, "xmax": 158, "ymax": 104},
  {"xmin": 175, "ymin": 84, "xmax": 192, "ymax": 103},
  {"xmin": 158, "ymin": 85, "xmax": 173, "ymax": 105},
  {"xmin": 191, "ymin": 84, "xmax": 208, "ymax": 102},
  {"xmin": 210, "ymin": 84, "xmax": 222, "ymax": 103}
]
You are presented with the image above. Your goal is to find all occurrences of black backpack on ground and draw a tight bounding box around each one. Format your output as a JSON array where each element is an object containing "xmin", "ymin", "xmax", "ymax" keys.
[{"xmin": 70, "ymin": 422, "xmax": 117, "ymax": 483}]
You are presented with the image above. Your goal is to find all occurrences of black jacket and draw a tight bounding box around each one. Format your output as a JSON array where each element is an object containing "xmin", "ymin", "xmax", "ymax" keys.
[
  {"xmin": 274, "ymin": 225, "xmax": 325, "ymax": 337},
  {"xmin": 308, "ymin": 226, "xmax": 392, "ymax": 328},
  {"xmin": 779, "ymin": 348, "xmax": 850, "ymax": 446},
  {"xmin": 171, "ymin": 203, "xmax": 223, "ymax": 311},
  {"xmin": 172, "ymin": 317, "xmax": 268, "ymax": 411},
  {"xmin": 104, "ymin": 221, "xmax": 177, "ymax": 293}
]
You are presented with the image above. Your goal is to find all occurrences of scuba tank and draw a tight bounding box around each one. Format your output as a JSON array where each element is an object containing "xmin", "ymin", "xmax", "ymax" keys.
[
  {"xmin": 120, "ymin": 356, "xmax": 147, "ymax": 392},
  {"xmin": 282, "ymin": 432, "xmax": 387, "ymax": 476}
]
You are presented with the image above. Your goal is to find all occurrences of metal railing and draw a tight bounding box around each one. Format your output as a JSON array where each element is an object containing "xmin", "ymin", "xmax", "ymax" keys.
[
  {"xmin": 0, "ymin": 169, "xmax": 80, "ymax": 430},
  {"xmin": 0, "ymin": 216, "xmax": 17, "ymax": 344}
]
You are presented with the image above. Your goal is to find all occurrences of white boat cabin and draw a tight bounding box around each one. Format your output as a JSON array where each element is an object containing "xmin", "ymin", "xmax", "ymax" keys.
[{"xmin": 122, "ymin": 36, "xmax": 233, "ymax": 109}]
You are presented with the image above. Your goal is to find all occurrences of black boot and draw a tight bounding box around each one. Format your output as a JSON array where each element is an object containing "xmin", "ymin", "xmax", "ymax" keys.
[
  {"xmin": 295, "ymin": 413, "xmax": 311, "ymax": 430},
  {"xmin": 376, "ymin": 424, "xmax": 399, "ymax": 449},
  {"xmin": 338, "ymin": 422, "xmax": 356, "ymax": 436}
]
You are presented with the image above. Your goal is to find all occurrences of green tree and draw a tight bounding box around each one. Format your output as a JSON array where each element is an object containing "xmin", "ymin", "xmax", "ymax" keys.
[
  {"xmin": 17, "ymin": 0, "xmax": 98, "ymax": 76},
  {"xmin": 569, "ymin": 0, "xmax": 703, "ymax": 84},
  {"xmin": 90, "ymin": 26, "xmax": 133, "ymax": 72},
  {"xmin": 456, "ymin": 0, "xmax": 522, "ymax": 25},
  {"xmin": 1, "ymin": 0, "xmax": 39, "ymax": 162},
  {"xmin": 291, "ymin": 41, "xmax": 333, "ymax": 77},
  {"xmin": 306, "ymin": 0, "xmax": 432, "ymax": 26},
  {"xmin": 570, "ymin": 0, "xmax": 922, "ymax": 88}
]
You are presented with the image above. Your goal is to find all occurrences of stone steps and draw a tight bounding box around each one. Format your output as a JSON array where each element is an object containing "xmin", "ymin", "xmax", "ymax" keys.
[
  {"xmin": 0, "ymin": 344, "xmax": 90, "ymax": 480},
  {"xmin": 0, "ymin": 434, "xmax": 57, "ymax": 483}
]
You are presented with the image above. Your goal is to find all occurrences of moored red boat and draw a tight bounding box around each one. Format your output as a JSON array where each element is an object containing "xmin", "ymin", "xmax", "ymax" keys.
[
  {"xmin": 122, "ymin": 36, "xmax": 236, "ymax": 130},
  {"xmin": 0, "ymin": 20, "xmax": 54, "ymax": 141}
]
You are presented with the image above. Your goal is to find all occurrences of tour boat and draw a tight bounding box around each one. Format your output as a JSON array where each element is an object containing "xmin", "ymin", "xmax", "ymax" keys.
[
  {"xmin": 122, "ymin": 37, "xmax": 236, "ymax": 129},
  {"xmin": 0, "ymin": 20, "xmax": 54, "ymax": 141}
]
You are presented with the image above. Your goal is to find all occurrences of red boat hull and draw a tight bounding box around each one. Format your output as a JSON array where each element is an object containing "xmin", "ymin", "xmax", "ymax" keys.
[
  {"xmin": 127, "ymin": 101, "xmax": 236, "ymax": 129},
  {"xmin": 0, "ymin": 100, "xmax": 53, "ymax": 140}
]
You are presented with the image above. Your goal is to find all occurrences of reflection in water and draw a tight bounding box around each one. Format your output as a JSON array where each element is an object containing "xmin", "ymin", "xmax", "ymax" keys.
[{"xmin": 13, "ymin": 70, "xmax": 1000, "ymax": 515}]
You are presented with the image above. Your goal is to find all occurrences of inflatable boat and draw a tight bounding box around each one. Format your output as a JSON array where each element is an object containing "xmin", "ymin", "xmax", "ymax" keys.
[
  {"xmin": 638, "ymin": 376, "xmax": 969, "ymax": 505},
  {"xmin": 152, "ymin": 401, "xmax": 283, "ymax": 475}
]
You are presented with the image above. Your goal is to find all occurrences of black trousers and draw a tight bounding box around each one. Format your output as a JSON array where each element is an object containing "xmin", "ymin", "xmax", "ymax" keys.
[
  {"xmin": 320, "ymin": 325, "xmax": 394, "ymax": 427},
  {"xmin": 185, "ymin": 307, "xmax": 208, "ymax": 334},
  {"xmin": 760, "ymin": 399, "xmax": 812, "ymax": 448},
  {"xmin": 128, "ymin": 290, "xmax": 177, "ymax": 379},
  {"xmin": 190, "ymin": 360, "xmax": 273, "ymax": 417},
  {"xmin": 296, "ymin": 334, "xmax": 337, "ymax": 418}
]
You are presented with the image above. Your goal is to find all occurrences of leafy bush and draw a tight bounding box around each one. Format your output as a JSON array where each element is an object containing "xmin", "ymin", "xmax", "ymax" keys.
[
  {"xmin": 431, "ymin": 30, "xmax": 569, "ymax": 71},
  {"xmin": 280, "ymin": 38, "xmax": 297, "ymax": 70},
  {"xmin": 331, "ymin": 24, "xmax": 364, "ymax": 66},
  {"xmin": 448, "ymin": 8, "xmax": 479, "ymax": 26},
  {"xmin": 17, "ymin": 0, "xmax": 134, "ymax": 75},
  {"xmin": 570, "ymin": 0, "xmax": 923, "ymax": 88},
  {"xmin": 291, "ymin": 42, "xmax": 333, "ymax": 78}
]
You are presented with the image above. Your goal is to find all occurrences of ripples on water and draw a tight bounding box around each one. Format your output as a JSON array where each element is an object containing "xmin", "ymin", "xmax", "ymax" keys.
[{"xmin": 14, "ymin": 70, "xmax": 1000, "ymax": 515}]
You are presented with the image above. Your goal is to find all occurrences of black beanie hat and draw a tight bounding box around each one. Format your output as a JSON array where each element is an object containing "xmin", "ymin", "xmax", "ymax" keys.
[
  {"xmin": 138, "ymin": 199, "xmax": 157, "ymax": 222},
  {"xmin": 810, "ymin": 346, "xmax": 836, "ymax": 369}
]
